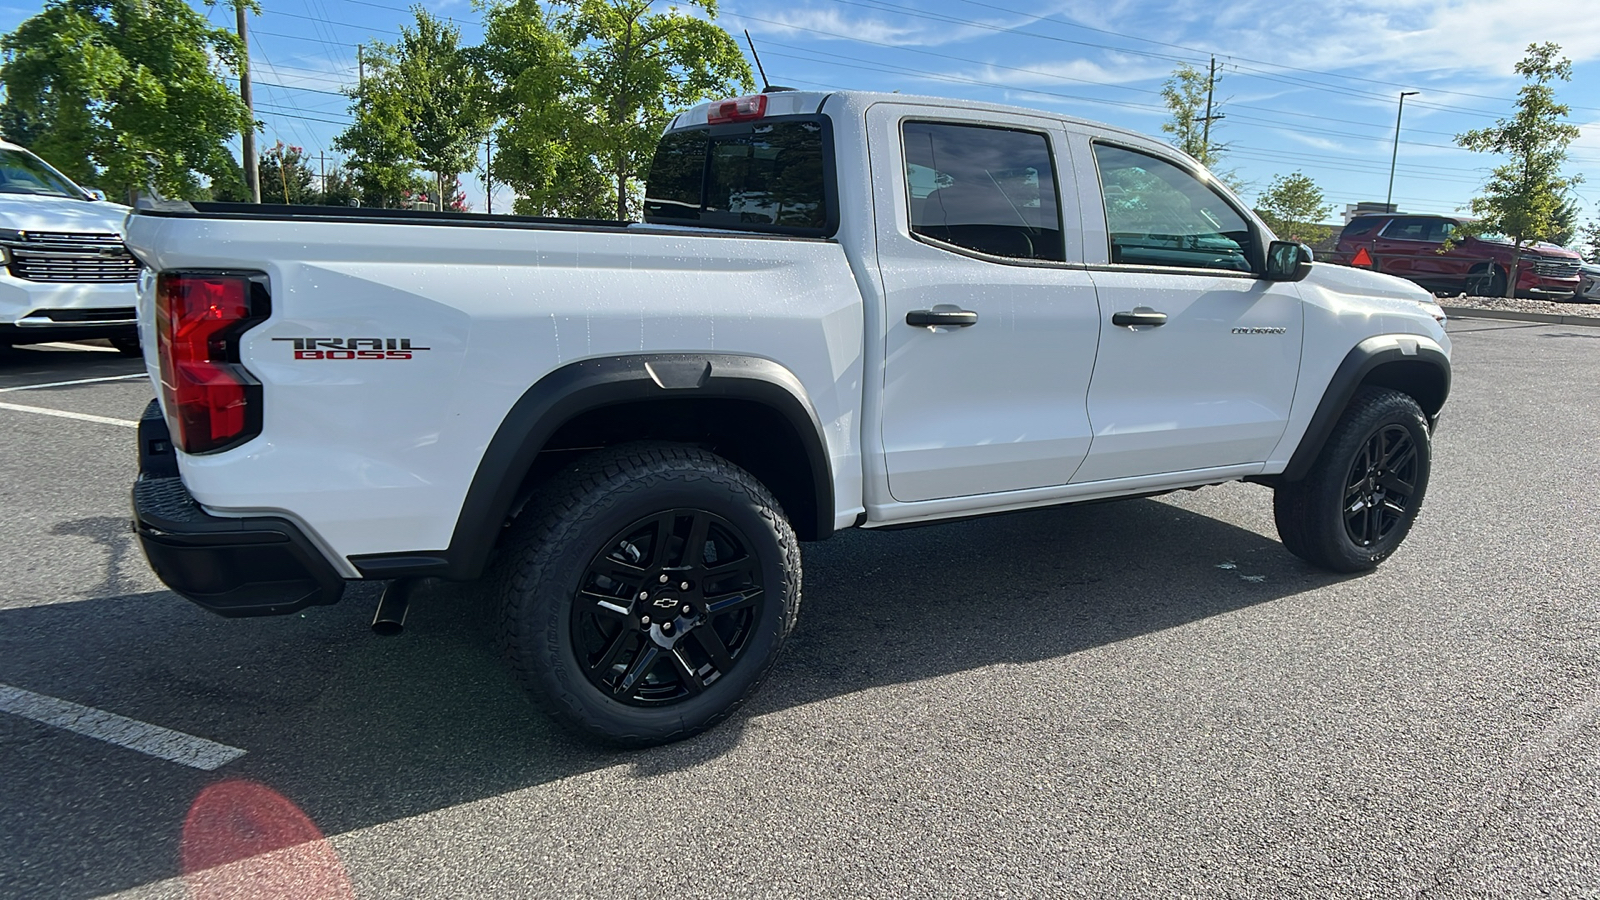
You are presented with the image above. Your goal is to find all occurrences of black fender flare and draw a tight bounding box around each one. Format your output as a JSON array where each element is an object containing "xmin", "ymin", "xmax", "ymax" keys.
[
  {"xmin": 350, "ymin": 354, "xmax": 834, "ymax": 581},
  {"xmin": 1279, "ymin": 335, "xmax": 1450, "ymax": 483}
]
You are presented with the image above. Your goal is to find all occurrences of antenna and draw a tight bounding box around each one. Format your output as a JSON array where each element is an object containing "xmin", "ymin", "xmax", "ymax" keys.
[{"xmin": 743, "ymin": 30, "xmax": 795, "ymax": 92}]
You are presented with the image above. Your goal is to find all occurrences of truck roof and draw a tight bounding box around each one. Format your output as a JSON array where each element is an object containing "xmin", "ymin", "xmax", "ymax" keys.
[{"xmin": 670, "ymin": 89, "xmax": 1173, "ymax": 156}]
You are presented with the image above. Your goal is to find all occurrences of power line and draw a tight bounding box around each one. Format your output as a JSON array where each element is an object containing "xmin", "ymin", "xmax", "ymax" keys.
[{"xmin": 939, "ymin": 0, "xmax": 1600, "ymax": 115}]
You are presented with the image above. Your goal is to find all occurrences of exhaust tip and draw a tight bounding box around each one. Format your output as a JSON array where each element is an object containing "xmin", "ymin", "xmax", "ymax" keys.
[{"xmin": 371, "ymin": 577, "xmax": 419, "ymax": 636}]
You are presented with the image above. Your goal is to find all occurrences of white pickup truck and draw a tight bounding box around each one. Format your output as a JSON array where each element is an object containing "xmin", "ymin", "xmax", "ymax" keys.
[
  {"xmin": 0, "ymin": 139, "xmax": 141, "ymax": 353},
  {"xmin": 127, "ymin": 90, "xmax": 1451, "ymax": 745}
]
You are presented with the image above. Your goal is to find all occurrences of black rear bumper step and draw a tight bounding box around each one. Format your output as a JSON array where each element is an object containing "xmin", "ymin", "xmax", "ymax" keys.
[{"xmin": 132, "ymin": 401, "xmax": 345, "ymax": 616}]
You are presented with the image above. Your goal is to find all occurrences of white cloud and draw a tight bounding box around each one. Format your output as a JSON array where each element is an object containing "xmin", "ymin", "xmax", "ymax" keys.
[{"xmin": 754, "ymin": 7, "xmax": 962, "ymax": 47}]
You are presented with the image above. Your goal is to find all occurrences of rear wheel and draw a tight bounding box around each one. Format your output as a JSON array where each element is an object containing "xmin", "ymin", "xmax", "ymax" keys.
[
  {"xmin": 497, "ymin": 443, "xmax": 800, "ymax": 746},
  {"xmin": 109, "ymin": 334, "xmax": 142, "ymax": 357},
  {"xmin": 1274, "ymin": 387, "xmax": 1431, "ymax": 573}
]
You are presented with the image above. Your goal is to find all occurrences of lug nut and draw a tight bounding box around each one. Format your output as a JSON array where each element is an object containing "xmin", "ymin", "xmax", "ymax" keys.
[
  {"xmin": 680, "ymin": 581, "xmax": 690, "ymax": 590},
  {"xmin": 662, "ymin": 622, "xmax": 674, "ymax": 634},
  {"xmin": 641, "ymin": 615, "xmax": 651, "ymax": 626},
  {"xmin": 639, "ymin": 591, "xmax": 648, "ymax": 600},
  {"xmin": 659, "ymin": 574, "xmax": 669, "ymax": 583},
  {"xmin": 682, "ymin": 604, "xmax": 691, "ymax": 614}
]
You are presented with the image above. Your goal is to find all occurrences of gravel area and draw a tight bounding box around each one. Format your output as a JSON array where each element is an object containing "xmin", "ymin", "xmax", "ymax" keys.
[{"xmin": 1440, "ymin": 293, "xmax": 1600, "ymax": 318}]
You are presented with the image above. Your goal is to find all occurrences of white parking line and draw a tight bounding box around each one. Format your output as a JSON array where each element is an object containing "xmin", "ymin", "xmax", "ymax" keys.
[
  {"xmin": 0, "ymin": 683, "xmax": 247, "ymax": 770},
  {"xmin": 0, "ymin": 373, "xmax": 148, "ymax": 393},
  {"xmin": 37, "ymin": 341, "xmax": 120, "ymax": 353},
  {"xmin": 0, "ymin": 400, "xmax": 138, "ymax": 428}
]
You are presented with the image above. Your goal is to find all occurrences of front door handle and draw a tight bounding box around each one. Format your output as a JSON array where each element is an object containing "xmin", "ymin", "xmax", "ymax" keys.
[
  {"xmin": 1111, "ymin": 310, "xmax": 1168, "ymax": 328},
  {"xmin": 906, "ymin": 308, "xmax": 979, "ymax": 328}
]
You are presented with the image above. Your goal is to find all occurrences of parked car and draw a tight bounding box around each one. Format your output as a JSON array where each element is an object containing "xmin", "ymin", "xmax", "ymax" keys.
[
  {"xmin": 125, "ymin": 90, "xmax": 1451, "ymax": 746},
  {"xmin": 0, "ymin": 139, "xmax": 140, "ymax": 354},
  {"xmin": 1579, "ymin": 260, "xmax": 1600, "ymax": 302},
  {"xmin": 1329, "ymin": 213, "xmax": 1582, "ymax": 300}
]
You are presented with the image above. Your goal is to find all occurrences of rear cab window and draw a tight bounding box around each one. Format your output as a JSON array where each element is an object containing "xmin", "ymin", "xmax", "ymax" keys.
[{"xmin": 643, "ymin": 117, "xmax": 835, "ymax": 236}]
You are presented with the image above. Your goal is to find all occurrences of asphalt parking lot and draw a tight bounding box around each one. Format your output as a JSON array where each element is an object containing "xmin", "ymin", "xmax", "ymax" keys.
[{"xmin": 1, "ymin": 320, "xmax": 1597, "ymax": 899}]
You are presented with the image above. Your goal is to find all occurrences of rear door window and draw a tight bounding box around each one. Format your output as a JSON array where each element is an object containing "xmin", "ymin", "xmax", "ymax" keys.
[
  {"xmin": 1341, "ymin": 217, "xmax": 1384, "ymax": 238},
  {"xmin": 1380, "ymin": 217, "xmax": 1450, "ymax": 242},
  {"xmin": 901, "ymin": 122, "xmax": 1064, "ymax": 262}
]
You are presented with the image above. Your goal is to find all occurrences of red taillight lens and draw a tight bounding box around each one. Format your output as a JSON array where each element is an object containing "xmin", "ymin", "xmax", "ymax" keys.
[
  {"xmin": 707, "ymin": 94, "xmax": 767, "ymax": 124},
  {"xmin": 155, "ymin": 273, "xmax": 267, "ymax": 454}
]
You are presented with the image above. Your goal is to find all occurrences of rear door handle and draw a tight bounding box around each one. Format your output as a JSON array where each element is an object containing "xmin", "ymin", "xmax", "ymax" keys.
[
  {"xmin": 906, "ymin": 308, "xmax": 979, "ymax": 328},
  {"xmin": 1111, "ymin": 310, "xmax": 1168, "ymax": 328}
]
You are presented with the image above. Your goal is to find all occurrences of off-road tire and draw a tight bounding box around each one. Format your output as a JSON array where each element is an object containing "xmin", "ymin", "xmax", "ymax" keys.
[
  {"xmin": 497, "ymin": 442, "xmax": 801, "ymax": 747},
  {"xmin": 1274, "ymin": 387, "xmax": 1431, "ymax": 573}
]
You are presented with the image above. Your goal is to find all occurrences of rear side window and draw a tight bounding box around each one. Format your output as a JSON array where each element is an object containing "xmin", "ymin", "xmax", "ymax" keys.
[
  {"xmin": 643, "ymin": 118, "xmax": 831, "ymax": 234},
  {"xmin": 902, "ymin": 122, "xmax": 1064, "ymax": 262},
  {"xmin": 1341, "ymin": 217, "xmax": 1384, "ymax": 238},
  {"xmin": 1381, "ymin": 217, "xmax": 1452, "ymax": 242}
]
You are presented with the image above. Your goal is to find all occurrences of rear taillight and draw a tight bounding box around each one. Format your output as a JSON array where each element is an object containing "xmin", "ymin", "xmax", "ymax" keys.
[
  {"xmin": 707, "ymin": 94, "xmax": 767, "ymax": 124},
  {"xmin": 155, "ymin": 272, "xmax": 268, "ymax": 454}
]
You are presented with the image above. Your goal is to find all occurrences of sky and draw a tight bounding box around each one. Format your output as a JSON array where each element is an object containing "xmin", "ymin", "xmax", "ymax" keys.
[{"xmin": 3, "ymin": 0, "xmax": 1599, "ymax": 228}]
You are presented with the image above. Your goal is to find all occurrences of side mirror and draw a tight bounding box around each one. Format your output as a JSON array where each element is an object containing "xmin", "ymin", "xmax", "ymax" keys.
[
  {"xmin": 1265, "ymin": 240, "xmax": 1313, "ymax": 282},
  {"xmin": 83, "ymin": 188, "xmax": 107, "ymax": 201}
]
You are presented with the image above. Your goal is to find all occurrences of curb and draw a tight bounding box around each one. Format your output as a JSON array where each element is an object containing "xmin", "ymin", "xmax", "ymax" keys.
[{"xmin": 1440, "ymin": 306, "xmax": 1600, "ymax": 328}]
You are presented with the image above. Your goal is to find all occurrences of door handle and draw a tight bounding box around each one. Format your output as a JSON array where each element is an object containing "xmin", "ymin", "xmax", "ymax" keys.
[
  {"xmin": 1111, "ymin": 310, "xmax": 1168, "ymax": 328},
  {"xmin": 906, "ymin": 308, "xmax": 979, "ymax": 328}
]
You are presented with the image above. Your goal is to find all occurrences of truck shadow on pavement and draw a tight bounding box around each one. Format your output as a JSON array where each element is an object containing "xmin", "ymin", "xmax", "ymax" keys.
[{"xmin": 0, "ymin": 496, "xmax": 1344, "ymax": 898}]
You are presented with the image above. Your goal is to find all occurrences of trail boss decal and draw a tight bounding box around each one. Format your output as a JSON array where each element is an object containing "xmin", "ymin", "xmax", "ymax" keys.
[
  {"xmin": 273, "ymin": 337, "xmax": 430, "ymax": 360},
  {"xmin": 1231, "ymin": 326, "xmax": 1287, "ymax": 335}
]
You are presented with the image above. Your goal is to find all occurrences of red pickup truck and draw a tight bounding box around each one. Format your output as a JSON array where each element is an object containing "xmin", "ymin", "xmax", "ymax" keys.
[{"xmin": 1331, "ymin": 214, "xmax": 1582, "ymax": 299}]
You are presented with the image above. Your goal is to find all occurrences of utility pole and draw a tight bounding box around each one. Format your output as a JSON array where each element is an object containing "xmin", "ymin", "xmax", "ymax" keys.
[
  {"xmin": 235, "ymin": 1, "xmax": 260, "ymax": 203},
  {"xmin": 317, "ymin": 152, "xmax": 327, "ymax": 198},
  {"xmin": 1386, "ymin": 91, "xmax": 1420, "ymax": 212},
  {"xmin": 357, "ymin": 45, "xmax": 364, "ymax": 87},
  {"xmin": 1199, "ymin": 55, "xmax": 1224, "ymax": 167},
  {"xmin": 484, "ymin": 135, "xmax": 493, "ymax": 215}
]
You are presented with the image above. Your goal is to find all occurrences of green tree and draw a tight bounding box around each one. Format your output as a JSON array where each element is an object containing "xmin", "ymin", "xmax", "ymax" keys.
[
  {"xmin": 476, "ymin": 0, "xmax": 611, "ymax": 217},
  {"xmin": 553, "ymin": 0, "xmax": 752, "ymax": 220},
  {"xmin": 0, "ymin": 0, "xmax": 251, "ymax": 201},
  {"xmin": 319, "ymin": 166, "xmax": 361, "ymax": 207},
  {"xmin": 1161, "ymin": 61, "xmax": 1223, "ymax": 167},
  {"xmin": 1580, "ymin": 204, "xmax": 1600, "ymax": 260},
  {"xmin": 1454, "ymin": 42, "xmax": 1584, "ymax": 297},
  {"xmin": 1255, "ymin": 171, "xmax": 1334, "ymax": 245},
  {"xmin": 335, "ymin": 12, "xmax": 488, "ymax": 209},
  {"xmin": 334, "ymin": 44, "xmax": 418, "ymax": 208},
  {"xmin": 258, "ymin": 142, "xmax": 315, "ymax": 204},
  {"xmin": 395, "ymin": 11, "xmax": 490, "ymax": 204}
]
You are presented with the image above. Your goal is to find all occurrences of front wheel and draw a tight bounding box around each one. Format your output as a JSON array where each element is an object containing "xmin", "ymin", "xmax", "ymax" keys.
[
  {"xmin": 1274, "ymin": 387, "xmax": 1432, "ymax": 573},
  {"xmin": 497, "ymin": 443, "xmax": 800, "ymax": 746}
]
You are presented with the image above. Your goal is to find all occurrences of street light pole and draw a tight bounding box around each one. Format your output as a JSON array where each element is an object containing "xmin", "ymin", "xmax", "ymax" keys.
[{"xmin": 1386, "ymin": 91, "xmax": 1419, "ymax": 211}]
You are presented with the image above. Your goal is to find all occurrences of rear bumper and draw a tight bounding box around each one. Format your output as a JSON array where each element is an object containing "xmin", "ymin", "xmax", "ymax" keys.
[{"xmin": 132, "ymin": 401, "xmax": 345, "ymax": 616}]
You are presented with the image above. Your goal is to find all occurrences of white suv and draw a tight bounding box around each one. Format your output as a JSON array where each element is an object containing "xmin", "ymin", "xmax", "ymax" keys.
[{"xmin": 0, "ymin": 140, "xmax": 140, "ymax": 353}]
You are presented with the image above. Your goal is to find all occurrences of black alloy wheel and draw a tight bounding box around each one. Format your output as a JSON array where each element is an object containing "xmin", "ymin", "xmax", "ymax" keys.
[
  {"xmin": 573, "ymin": 508, "xmax": 765, "ymax": 705},
  {"xmin": 1341, "ymin": 424, "xmax": 1419, "ymax": 548},
  {"xmin": 1273, "ymin": 386, "xmax": 1432, "ymax": 573},
  {"xmin": 497, "ymin": 443, "xmax": 799, "ymax": 746}
]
